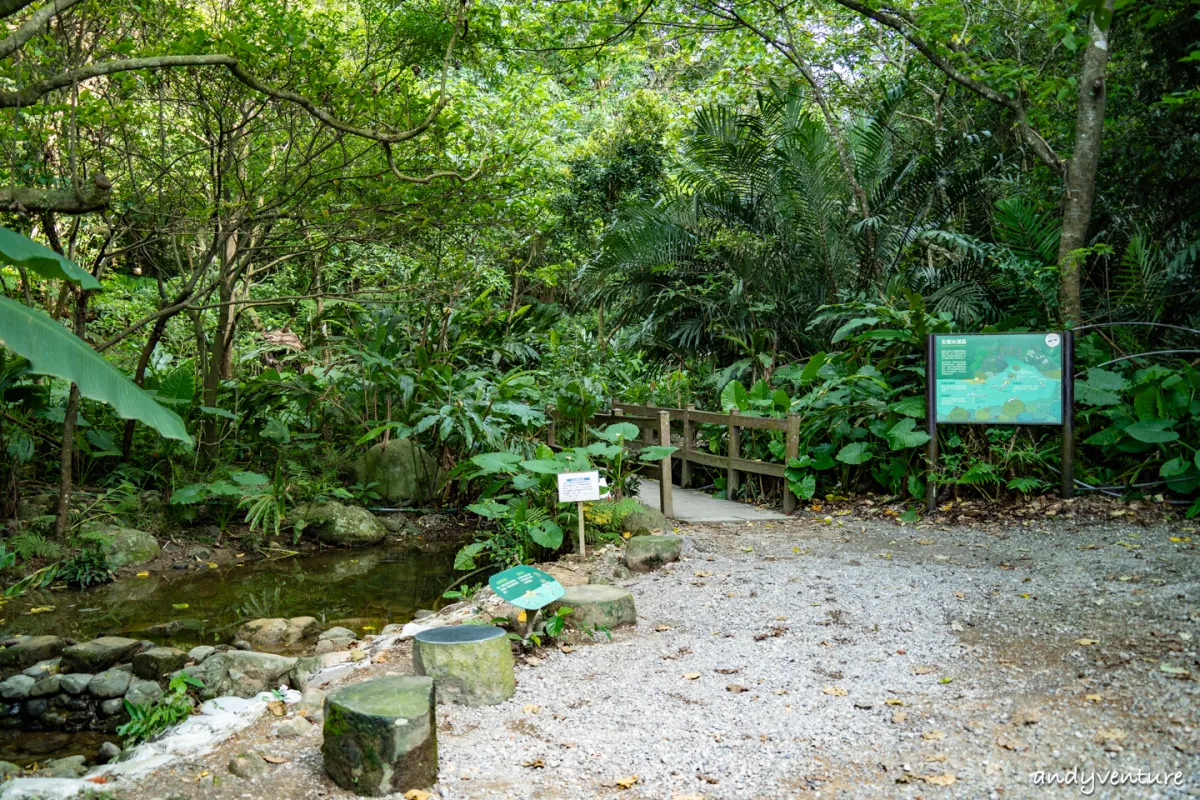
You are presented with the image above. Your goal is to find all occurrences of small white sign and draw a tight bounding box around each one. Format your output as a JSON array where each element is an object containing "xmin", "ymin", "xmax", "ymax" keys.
[
  {"xmin": 557, "ymin": 470, "xmax": 601, "ymax": 503},
  {"xmin": 1045, "ymin": 333, "xmax": 1061, "ymax": 348}
]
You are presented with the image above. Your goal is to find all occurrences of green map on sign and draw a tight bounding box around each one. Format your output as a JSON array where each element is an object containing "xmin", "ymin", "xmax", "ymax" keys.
[
  {"xmin": 488, "ymin": 565, "xmax": 564, "ymax": 611},
  {"xmin": 934, "ymin": 333, "xmax": 1063, "ymax": 425}
]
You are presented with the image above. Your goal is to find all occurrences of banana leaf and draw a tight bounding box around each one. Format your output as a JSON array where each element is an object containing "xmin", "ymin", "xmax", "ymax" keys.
[{"xmin": 0, "ymin": 295, "xmax": 190, "ymax": 443}]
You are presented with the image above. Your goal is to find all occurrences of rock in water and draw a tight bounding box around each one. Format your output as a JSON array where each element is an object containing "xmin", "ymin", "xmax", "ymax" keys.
[
  {"xmin": 322, "ymin": 676, "xmax": 437, "ymax": 796},
  {"xmin": 619, "ymin": 503, "xmax": 670, "ymax": 536},
  {"xmin": 624, "ymin": 535, "xmax": 683, "ymax": 572},
  {"xmin": 549, "ymin": 585, "xmax": 637, "ymax": 629},
  {"xmin": 198, "ymin": 652, "xmax": 298, "ymax": 699},
  {"xmin": 61, "ymin": 636, "xmax": 143, "ymax": 673},
  {"xmin": 353, "ymin": 440, "xmax": 444, "ymax": 505},
  {"xmin": 413, "ymin": 626, "xmax": 514, "ymax": 706},
  {"xmin": 237, "ymin": 617, "xmax": 322, "ymax": 651},
  {"xmin": 0, "ymin": 636, "xmax": 66, "ymax": 672},
  {"xmin": 132, "ymin": 646, "xmax": 189, "ymax": 679},
  {"xmin": 291, "ymin": 502, "xmax": 386, "ymax": 546},
  {"xmin": 82, "ymin": 523, "xmax": 160, "ymax": 568}
]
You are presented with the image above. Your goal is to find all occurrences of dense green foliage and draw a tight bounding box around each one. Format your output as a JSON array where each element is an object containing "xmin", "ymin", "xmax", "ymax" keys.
[{"xmin": 0, "ymin": 0, "xmax": 1198, "ymax": 583}]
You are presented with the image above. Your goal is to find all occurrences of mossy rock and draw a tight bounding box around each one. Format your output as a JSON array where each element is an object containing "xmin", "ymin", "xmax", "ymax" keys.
[
  {"xmin": 413, "ymin": 626, "xmax": 514, "ymax": 707},
  {"xmin": 548, "ymin": 584, "xmax": 636, "ymax": 630},
  {"xmin": 292, "ymin": 502, "xmax": 386, "ymax": 546},
  {"xmin": 81, "ymin": 522, "xmax": 160, "ymax": 568},
  {"xmin": 354, "ymin": 439, "xmax": 444, "ymax": 505},
  {"xmin": 322, "ymin": 676, "xmax": 437, "ymax": 796},
  {"xmin": 619, "ymin": 502, "xmax": 670, "ymax": 536},
  {"xmin": 624, "ymin": 535, "xmax": 683, "ymax": 572}
]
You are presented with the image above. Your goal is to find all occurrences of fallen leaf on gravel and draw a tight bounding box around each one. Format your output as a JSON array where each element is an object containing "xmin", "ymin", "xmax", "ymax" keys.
[
  {"xmin": 1170, "ymin": 537, "xmax": 1191, "ymax": 543},
  {"xmin": 891, "ymin": 711, "xmax": 908, "ymax": 724},
  {"xmin": 404, "ymin": 791, "xmax": 431, "ymax": 800},
  {"xmin": 885, "ymin": 698, "xmax": 905, "ymax": 705},
  {"xmin": 559, "ymin": 645, "xmax": 575, "ymax": 653},
  {"xmin": 654, "ymin": 625, "xmax": 670, "ymax": 632},
  {"xmin": 1085, "ymin": 693, "xmax": 1103, "ymax": 703},
  {"xmin": 560, "ymin": 741, "xmax": 576, "ymax": 749},
  {"xmin": 684, "ymin": 672, "xmax": 701, "ymax": 680},
  {"xmin": 939, "ymin": 677, "xmax": 954, "ymax": 684},
  {"xmin": 136, "ymin": 571, "xmax": 149, "ymax": 577},
  {"xmin": 615, "ymin": 775, "xmax": 639, "ymax": 789},
  {"xmin": 853, "ymin": 700, "xmax": 874, "ymax": 709},
  {"xmin": 1094, "ymin": 728, "xmax": 1127, "ymax": 744},
  {"xmin": 523, "ymin": 759, "xmax": 545, "ymax": 769},
  {"xmin": 261, "ymin": 755, "xmax": 288, "ymax": 764},
  {"xmin": 995, "ymin": 733, "xmax": 1025, "ymax": 751},
  {"xmin": 526, "ymin": 656, "xmax": 541, "ymax": 666},
  {"xmin": 953, "ymin": 592, "xmax": 965, "ymax": 599},
  {"xmin": 1012, "ymin": 709, "xmax": 1041, "ymax": 725},
  {"xmin": 1159, "ymin": 663, "xmax": 1190, "ymax": 677},
  {"xmin": 85, "ymin": 777, "xmax": 107, "ymax": 784},
  {"xmin": 695, "ymin": 571, "xmax": 712, "ymax": 578},
  {"xmin": 523, "ymin": 704, "xmax": 540, "ymax": 714},
  {"xmin": 922, "ymin": 730, "xmax": 946, "ymax": 741},
  {"xmin": 912, "ymin": 664, "xmax": 938, "ymax": 675},
  {"xmin": 822, "ymin": 686, "xmax": 848, "ymax": 696},
  {"xmin": 916, "ymin": 539, "xmax": 936, "ymax": 545},
  {"xmin": 922, "ymin": 773, "xmax": 956, "ymax": 786},
  {"xmin": 1075, "ymin": 638, "xmax": 1099, "ymax": 646},
  {"xmin": 715, "ymin": 667, "xmax": 741, "ymax": 674},
  {"xmin": 726, "ymin": 684, "xmax": 748, "ymax": 693},
  {"xmin": 267, "ymin": 701, "xmax": 285, "ymax": 716}
]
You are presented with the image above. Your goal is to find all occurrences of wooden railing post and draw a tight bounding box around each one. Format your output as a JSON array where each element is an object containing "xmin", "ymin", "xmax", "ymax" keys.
[
  {"xmin": 658, "ymin": 410, "xmax": 673, "ymax": 518},
  {"xmin": 782, "ymin": 413, "xmax": 800, "ymax": 513},
  {"xmin": 727, "ymin": 410, "xmax": 740, "ymax": 499},
  {"xmin": 681, "ymin": 403, "xmax": 694, "ymax": 488}
]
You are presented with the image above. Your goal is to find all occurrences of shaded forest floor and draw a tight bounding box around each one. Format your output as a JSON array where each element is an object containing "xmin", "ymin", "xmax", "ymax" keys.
[{"xmin": 127, "ymin": 500, "xmax": 1199, "ymax": 799}]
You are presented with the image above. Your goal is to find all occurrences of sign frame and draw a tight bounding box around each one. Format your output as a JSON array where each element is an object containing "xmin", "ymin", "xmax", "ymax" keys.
[{"xmin": 925, "ymin": 331, "xmax": 1074, "ymax": 511}]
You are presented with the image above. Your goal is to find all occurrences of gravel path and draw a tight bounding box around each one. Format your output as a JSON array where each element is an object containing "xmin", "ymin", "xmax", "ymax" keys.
[{"xmin": 130, "ymin": 503, "xmax": 1200, "ymax": 799}]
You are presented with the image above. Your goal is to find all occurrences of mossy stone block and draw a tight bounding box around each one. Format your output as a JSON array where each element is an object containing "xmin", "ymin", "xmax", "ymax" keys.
[
  {"xmin": 549, "ymin": 584, "xmax": 636, "ymax": 630},
  {"xmin": 624, "ymin": 535, "xmax": 683, "ymax": 572},
  {"xmin": 413, "ymin": 626, "xmax": 514, "ymax": 707},
  {"xmin": 322, "ymin": 676, "xmax": 437, "ymax": 796}
]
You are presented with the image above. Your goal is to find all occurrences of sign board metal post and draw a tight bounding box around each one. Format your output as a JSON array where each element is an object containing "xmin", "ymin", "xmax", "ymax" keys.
[{"xmin": 926, "ymin": 332, "xmax": 1073, "ymax": 512}]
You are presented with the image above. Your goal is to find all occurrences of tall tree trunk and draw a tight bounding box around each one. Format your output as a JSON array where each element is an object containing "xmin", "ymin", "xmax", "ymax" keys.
[
  {"xmin": 1057, "ymin": 0, "xmax": 1114, "ymax": 328},
  {"xmin": 54, "ymin": 288, "xmax": 88, "ymax": 538},
  {"xmin": 201, "ymin": 229, "xmax": 238, "ymax": 458}
]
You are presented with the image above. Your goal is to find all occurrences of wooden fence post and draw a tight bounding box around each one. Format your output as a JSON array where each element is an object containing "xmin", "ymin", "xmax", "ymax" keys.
[
  {"xmin": 658, "ymin": 410, "xmax": 673, "ymax": 519},
  {"xmin": 727, "ymin": 410, "xmax": 740, "ymax": 499},
  {"xmin": 782, "ymin": 413, "xmax": 800, "ymax": 514},
  {"xmin": 681, "ymin": 404, "xmax": 694, "ymax": 488}
]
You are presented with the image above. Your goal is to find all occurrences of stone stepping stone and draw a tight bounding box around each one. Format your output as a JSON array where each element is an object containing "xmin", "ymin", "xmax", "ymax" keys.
[
  {"xmin": 624, "ymin": 535, "xmax": 683, "ymax": 572},
  {"xmin": 322, "ymin": 675, "xmax": 437, "ymax": 796},
  {"xmin": 413, "ymin": 626, "xmax": 514, "ymax": 707},
  {"xmin": 549, "ymin": 585, "xmax": 636, "ymax": 629},
  {"xmin": 61, "ymin": 636, "xmax": 142, "ymax": 673}
]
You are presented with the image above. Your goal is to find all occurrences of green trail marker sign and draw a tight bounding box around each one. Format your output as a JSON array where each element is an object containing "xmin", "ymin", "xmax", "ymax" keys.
[
  {"xmin": 926, "ymin": 332, "xmax": 1075, "ymax": 511},
  {"xmin": 488, "ymin": 565, "xmax": 564, "ymax": 611}
]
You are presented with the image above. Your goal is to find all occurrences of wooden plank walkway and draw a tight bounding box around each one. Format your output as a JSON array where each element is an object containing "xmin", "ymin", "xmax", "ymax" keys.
[{"xmin": 637, "ymin": 479, "xmax": 788, "ymax": 523}]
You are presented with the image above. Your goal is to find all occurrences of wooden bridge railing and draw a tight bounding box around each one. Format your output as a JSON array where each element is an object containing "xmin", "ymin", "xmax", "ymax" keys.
[{"xmin": 547, "ymin": 401, "xmax": 801, "ymax": 518}]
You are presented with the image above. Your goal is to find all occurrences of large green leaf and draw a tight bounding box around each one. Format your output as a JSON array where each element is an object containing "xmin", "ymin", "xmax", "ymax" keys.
[
  {"xmin": 1124, "ymin": 419, "xmax": 1179, "ymax": 443},
  {"xmin": 836, "ymin": 442, "xmax": 873, "ymax": 464},
  {"xmin": 0, "ymin": 296, "xmax": 189, "ymax": 442},
  {"xmin": 0, "ymin": 227, "xmax": 101, "ymax": 290},
  {"xmin": 884, "ymin": 418, "xmax": 931, "ymax": 450},
  {"xmin": 597, "ymin": 422, "xmax": 639, "ymax": 443},
  {"xmin": 720, "ymin": 380, "xmax": 748, "ymax": 411},
  {"xmin": 530, "ymin": 520, "xmax": 563, "ymax": 549}
]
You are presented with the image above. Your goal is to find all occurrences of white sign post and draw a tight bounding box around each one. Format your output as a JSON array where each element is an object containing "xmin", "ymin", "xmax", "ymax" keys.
[{"xmin": 557, "ymin": 471, "xmax": 601, "ymax": 558}]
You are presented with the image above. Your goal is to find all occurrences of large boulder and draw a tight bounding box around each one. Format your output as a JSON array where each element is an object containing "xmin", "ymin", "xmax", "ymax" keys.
[
  {"xmin": 292, "ymin": 502, "xmax": 386, "ymax": 547},
  {"xmin": 548, "ymin": 585, "xmax": 637, "ymax": 630},
  {"xmin": 322, "ymin": 676, "xmax": 438, "ymax": 796},
  {"xmin": 60, "ymin": 636, "xmax": 143, "ymax": 673},
  {"xmin": 619, "ymin": 503, "xmax": 671, "ymax": 536},
  {"xmin": 354, "ymin": 439, "xmax": 444, "ymax": 505},
  {"xmin": 82, "ymin": 522, "xmax": 160, "ymax": 568},
  {"xmin": 624, "ymin": 535, "xmax": 683, "ymax": 572},
  {"xmin": 198, "ymin": 651, "xmax": 298, "ymax": 699},
  {"xmin": 237, "ymin": 617, "xmax": 322, "ymax": 652}
]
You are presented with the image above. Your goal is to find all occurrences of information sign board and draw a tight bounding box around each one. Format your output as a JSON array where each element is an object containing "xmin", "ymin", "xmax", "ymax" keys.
[
  {"xmin": 557, "ymin": 471, "xmax": 601, "ymax": 503},
  {"xmin": 933, "ymin": 333, "xmax": 1064, "ymax": 425}
]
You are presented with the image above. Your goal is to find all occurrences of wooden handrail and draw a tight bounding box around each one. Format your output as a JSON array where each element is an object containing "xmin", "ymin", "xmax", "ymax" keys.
[{"xmin": 547, "ymin": 400, "xmax": 800, "ymax": 517}]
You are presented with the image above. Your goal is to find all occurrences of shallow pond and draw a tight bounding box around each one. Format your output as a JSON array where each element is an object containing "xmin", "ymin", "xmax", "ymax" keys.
[{"xmin": 0, "ymin": 544, "xmax": 460, "ymax": 648}]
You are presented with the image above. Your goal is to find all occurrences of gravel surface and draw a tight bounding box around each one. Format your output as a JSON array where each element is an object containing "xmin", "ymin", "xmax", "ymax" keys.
[{"xmin": 127, "ymin": 501, "xmax": 1200, "ymax": 799}]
